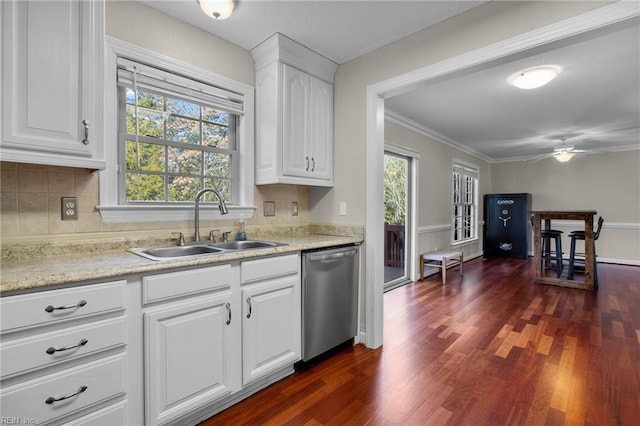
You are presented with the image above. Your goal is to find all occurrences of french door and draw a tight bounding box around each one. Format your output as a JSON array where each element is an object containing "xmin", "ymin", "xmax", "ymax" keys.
[{"xmin": 383, "ymin": 146, "xmax": 416, "ymax": 290}]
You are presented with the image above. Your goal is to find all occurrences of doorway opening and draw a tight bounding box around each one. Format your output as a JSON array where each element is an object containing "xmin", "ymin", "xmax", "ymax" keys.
[{"xmin": 383, "ymin": 148, "xmax": 414, "ymax": 290}]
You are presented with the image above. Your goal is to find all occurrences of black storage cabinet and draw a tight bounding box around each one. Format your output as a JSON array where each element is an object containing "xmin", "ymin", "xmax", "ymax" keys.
[{"xmin": 483, "ymin": 193, "xmax": 531, "ymax": 258}]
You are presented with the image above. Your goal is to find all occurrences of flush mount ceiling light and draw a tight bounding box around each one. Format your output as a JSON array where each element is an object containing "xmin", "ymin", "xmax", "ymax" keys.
[
  {"xmin": 507, "ymin": 65, "xmax": 562, "ymax": 90},
  {"xmin": 554, "ymin": 151, "xmax": 575, "ymax": 162},
  {"xmin": 198, "ymin": 0, "xmax": 235, "ymax": 20}
]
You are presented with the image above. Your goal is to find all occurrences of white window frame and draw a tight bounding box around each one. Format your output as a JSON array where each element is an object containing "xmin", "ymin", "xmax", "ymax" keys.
[
  {"xmin": 98, "ymin": 37, "xmax": 255, "ymax": 223},
  {"xmin": 451, "ymin": 159, "xmax": 479, "ymax": 245}
]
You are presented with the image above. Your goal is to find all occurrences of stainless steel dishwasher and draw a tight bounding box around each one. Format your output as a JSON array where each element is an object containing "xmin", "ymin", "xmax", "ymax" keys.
[{"xmin": 302, "ymin": 245, "xmax": 360, "ymax": 361}]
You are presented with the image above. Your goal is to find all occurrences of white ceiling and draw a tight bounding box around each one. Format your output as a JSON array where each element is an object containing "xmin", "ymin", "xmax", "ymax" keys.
[
  {"xmin": 141, "ymin": 1, "xmax": 640, "ymax": 163},
  {"xmin": 141, "ymin": 0, "xmax": 485, "ymax": 64},
  {"xmin": 386, "ymin": 17, "xmax": 640, "ymax": 162}
]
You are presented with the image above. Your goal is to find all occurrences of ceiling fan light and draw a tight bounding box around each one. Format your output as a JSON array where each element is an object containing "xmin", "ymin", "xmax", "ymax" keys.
[
  {"xmin": 554, "ymin": 152, "xmax": 575, "ymax": 162},
  {"xmin": 507, "ymin": 65, "xmax": 562, "ymax": 90},
  {"xmin": 198, "ymin": 0, "xmax": 234, "ymax": 20}
]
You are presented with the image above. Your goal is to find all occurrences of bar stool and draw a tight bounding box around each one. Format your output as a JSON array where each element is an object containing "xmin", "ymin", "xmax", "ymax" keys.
[
  {"xmin": 567, "ymin": 216, "xmax": 604, "ymax": 286},
  {"xmin": 530, "ymin": 216, "xmax": 564, "ymax": 278},
  {"xmin": 540, "ymin": 229, "xmax": 564, "ymax": 277}
]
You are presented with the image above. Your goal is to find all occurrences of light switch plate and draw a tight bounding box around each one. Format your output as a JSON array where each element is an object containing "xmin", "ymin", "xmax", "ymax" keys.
[
  {"xmin": 61, "ymin": 197, "xmax": 78, "ymax": 220},
  {"xmin": 339, "ymin": 202, "xmax": 347, "ymax": 216}
]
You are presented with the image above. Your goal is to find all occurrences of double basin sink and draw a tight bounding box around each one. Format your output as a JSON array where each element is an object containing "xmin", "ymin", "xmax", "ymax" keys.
[{"xmin": 129, "ymin": 240, "xmax": 286, "ymax": 261}]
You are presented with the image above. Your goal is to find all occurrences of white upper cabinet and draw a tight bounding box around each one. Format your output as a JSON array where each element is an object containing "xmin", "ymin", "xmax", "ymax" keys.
[
  {"xmin": 252, "ymin": 33, "xmax": 337, "ymax": 187},
  {"xmin": 1, "ymin": 0, "xmax": 105, "ymax": 169}
]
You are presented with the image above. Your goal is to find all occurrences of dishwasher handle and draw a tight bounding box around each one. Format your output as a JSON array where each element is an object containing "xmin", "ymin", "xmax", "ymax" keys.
[{"xmin": 307, "ymin": 249, "xmax": 358, "ymax": 262}]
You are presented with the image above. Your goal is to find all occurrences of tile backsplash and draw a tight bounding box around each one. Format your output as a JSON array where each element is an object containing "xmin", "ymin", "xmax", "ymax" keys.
[{"xmin": 0, "ymin": 162, "xmax": 310, "ymax": 240}]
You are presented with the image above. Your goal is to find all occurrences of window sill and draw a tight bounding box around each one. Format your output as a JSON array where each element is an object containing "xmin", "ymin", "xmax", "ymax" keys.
[
  {"xmin": 97, "ymin": 205, "xmax": 256, "ymax": 223},
  {"xmin": 451, "ymin": 237, "xmax": 479, "ymax": 247}
]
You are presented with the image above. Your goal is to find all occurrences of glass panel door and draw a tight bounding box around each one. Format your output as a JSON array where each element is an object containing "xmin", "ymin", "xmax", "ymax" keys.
[{"xmin": 383, "ymin": 151, "xmax": 411, "ymax": 289}]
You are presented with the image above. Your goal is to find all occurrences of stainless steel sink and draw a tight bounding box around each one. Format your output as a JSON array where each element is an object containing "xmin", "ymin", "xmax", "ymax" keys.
[
  {"xmin": 129, "ymin": 240, "xmax": 286, "ymax": 261},
  {"xmin": 129, "ymin": 245, "xmax": 226, "ymax": 261},
  {"xmin": 209, "ymin": 240, "xmax": 285, "ymax": 250}
]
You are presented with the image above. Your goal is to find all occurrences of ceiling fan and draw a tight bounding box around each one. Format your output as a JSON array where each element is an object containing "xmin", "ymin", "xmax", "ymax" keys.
[{"xmin": 531, "ymin": 136, "xmax": 588, "ymax": 162}]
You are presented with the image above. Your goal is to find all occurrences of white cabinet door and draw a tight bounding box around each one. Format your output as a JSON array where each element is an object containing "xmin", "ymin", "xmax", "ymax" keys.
[
  {"xmin": 1, "ymin": 0, "xmax": 105, "ymax": 169},
  {"xmin": 144, "ymin": 292, "xmax": 240, "ymax": 426},
  {"xmin": 241, "ymin": 254, "xmax": 301, "ymax": 385},
  {"xmin": 282, "ymin": 65, "xmax": 311, "ymax": 178},
  {"xmin": 308, "ymin": 77, "xmax": 334, "ymax": 180},
  {"xmin": 281, "ymin": 64, "xmax": 333, "ymax": 182},
  {"xmin": 242, "ymin": 276, "xmax": 301, "ymax": 385}
]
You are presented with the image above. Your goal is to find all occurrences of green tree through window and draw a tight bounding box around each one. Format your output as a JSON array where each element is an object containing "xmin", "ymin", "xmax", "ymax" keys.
[
  {"xmin": 384, "ymin": 154, "xmax": 407, "ymax": 225},
  {"xmin": 120, "ymin": 87, "xmax": 237, "ymax": 204}
]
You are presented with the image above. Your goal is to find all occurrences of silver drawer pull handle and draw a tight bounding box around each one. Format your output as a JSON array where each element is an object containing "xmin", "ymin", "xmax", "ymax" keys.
[
  {"xmin": 225, "ymin": 302, "xmax": 232, "ymax": 325},
  {"xmin": 311, "ymin": 157, "xmax": 315, "ymax": 172},
  {"xmin": 82, "ymin": 119, "xmax": 90, "ymax": 145},
  {"xmin": 45, "ymin": 385, "xmax": 88, "ymax": 405},
  {"xmin": 46, "ymin": 339, "xmax": 88, "ymax": 355},
  {"xmin": 45, "ymin": 300, "xmax": 87, "ymax": 313},
  {"xmin": 246, "ymin": 297, "xmax": 252, "ymax": 318},
  {"xmin": 305, "ymin": 156, "xmax": 310, "ymax": 171}
]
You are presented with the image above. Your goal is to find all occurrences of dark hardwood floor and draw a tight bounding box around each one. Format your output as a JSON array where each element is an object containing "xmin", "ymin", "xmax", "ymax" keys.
[{"xmin": 201, "ymin": 257, "xmax": 640, "ymax": 425}]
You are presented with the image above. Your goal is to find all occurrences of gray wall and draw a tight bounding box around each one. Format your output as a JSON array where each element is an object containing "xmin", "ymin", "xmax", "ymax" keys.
[{"xmin": 492, "ymin": 152, "xmax": 640, "ymax": 263}]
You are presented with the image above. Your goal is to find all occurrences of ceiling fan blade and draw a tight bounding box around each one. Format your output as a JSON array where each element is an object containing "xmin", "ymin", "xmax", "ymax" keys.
[{"xmin": 529, "ymin": 152, "xmax": 556, "ymax": 162}]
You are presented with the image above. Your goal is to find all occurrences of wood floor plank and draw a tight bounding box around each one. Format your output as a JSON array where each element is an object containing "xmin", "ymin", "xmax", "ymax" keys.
[{"xmin": 200, "ymin": 258, "xmax": 640, "ymax": 425}]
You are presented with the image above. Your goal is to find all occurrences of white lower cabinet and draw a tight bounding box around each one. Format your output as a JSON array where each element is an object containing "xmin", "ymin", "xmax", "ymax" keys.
[
  {"xmin": 241, "ymin": 254, "xmax": 301, "ymax": 385},
  {"xmin": 144, "ymin": 292, "xmax": 241, "ymax": 426},
  {"xmin": 139, "ymin": 254, "xmax": 301, "ymax": 424},
  {"xmin": 141, "ymin": 264, "xmax": 241, "ymax": 426},
  {"xmin": 0, "ymin": 355, "xmax": 126, "ymax": 425},
  {"xmin": 0, "ymin": 280, "xmax": 127, "ymax": 425},
  {"xmin": 0, "ymin": 253, "xmax": 303, "ymax": 425}
]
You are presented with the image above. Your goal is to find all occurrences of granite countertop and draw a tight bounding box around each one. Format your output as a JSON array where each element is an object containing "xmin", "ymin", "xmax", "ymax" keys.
[{"xmin": 0, "ymin": 234, "xmax": 362, "ymax": 294}]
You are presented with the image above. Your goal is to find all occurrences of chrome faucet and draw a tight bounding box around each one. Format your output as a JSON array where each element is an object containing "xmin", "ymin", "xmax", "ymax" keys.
[{"xmin": 194, "ymin": 188, "xmax": 229, "ymax": 242}]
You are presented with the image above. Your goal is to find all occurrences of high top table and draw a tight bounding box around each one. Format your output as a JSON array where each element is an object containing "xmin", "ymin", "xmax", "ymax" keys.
[{"xmin": 530, "ymin": 210, "xmax": 597, "ymax": 290}]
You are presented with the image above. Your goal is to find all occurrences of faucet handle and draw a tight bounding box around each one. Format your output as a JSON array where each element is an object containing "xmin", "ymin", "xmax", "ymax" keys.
[
  {"xmin": 222, "ymin": 231, "xmax": 232, "ymax": 243},
  {"xmin": 208, "ymin": 230, "xmax": 219, "ymax": 242},
  {"xmin": 171, "ymin": 232, "xmax": 185, "ymax": 246}
]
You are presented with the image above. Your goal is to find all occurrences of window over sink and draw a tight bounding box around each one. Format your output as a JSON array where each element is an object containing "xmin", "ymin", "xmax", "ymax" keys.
[{"xmin": 98, "ymin": 38, "xmax": 255, "ymax": 223}]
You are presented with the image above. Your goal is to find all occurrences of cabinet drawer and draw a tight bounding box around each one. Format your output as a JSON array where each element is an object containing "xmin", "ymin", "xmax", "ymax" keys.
[
  {"xmin": 1, "ymin": 317, "xmax": 126, "ymax": 379},
  {"xmin": 241, "ymin": 254, "xmax": 300, "ymax": 284},
  {"xmin": 1, "ymin": 281, "xmax": 125, "ymax": 333},
  {"xmin": 143, "ymin": 264, "xmax": 233, "ymax": 304},
  {"xmin": 0, "ymin": 354, "xmax": 125, "ymax": 425},
  {"xmin": 65, "ymin": 401, "xmax": 127, "ymax": 426}
]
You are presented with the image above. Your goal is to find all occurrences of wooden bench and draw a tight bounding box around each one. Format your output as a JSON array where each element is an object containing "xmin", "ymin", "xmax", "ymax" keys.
[{"xmin": 419, "ymin": 250, "xmax": 463, "ymax": 284}]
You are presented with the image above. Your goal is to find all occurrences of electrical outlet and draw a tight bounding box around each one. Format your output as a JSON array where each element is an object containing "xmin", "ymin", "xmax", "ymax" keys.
[
  {"xmin": 339, "ymin": 202, "xmax": 347, "ymax": 216},
  {"xmin": 61, "ymin": 197, "xmax": 78, "ymax": 220}
]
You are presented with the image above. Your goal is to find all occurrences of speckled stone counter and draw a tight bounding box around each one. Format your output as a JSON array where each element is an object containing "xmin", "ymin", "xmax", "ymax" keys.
[{"xmin": 1, "ymin": 234, "xmax": 363, "ymax": 294}]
